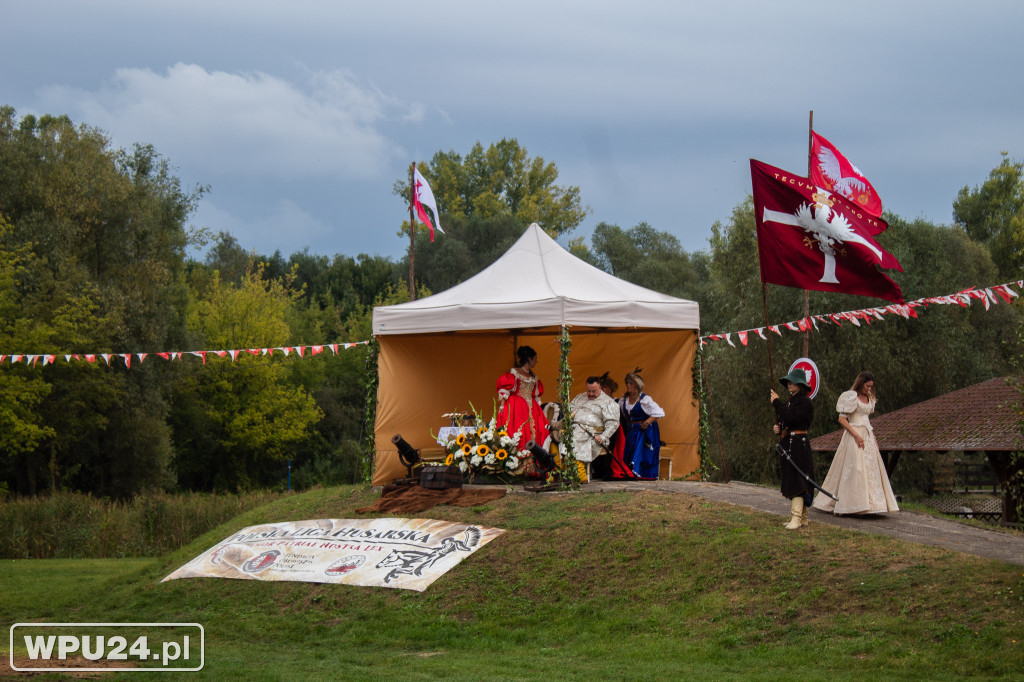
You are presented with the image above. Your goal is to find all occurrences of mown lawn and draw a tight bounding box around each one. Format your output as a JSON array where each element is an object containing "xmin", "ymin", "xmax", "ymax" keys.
[{"xmin": 2, "ymin": 485, "xmax": 1022, "ymax": 680}]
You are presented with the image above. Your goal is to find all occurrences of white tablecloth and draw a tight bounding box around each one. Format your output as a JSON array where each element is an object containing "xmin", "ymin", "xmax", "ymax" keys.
[{"xmin": 436, "ymin": 426, "xmax": 476, "ymax": 447}]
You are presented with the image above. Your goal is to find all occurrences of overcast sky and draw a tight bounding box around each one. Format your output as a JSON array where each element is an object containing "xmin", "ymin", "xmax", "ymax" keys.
[{"xmin": 3, "ymin": 1, "xmax": 1023, "ymax": 262}]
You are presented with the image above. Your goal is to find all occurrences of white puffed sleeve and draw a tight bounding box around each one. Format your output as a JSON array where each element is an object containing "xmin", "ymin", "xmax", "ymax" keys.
[
  {"xmin": 639, "ymin": 394, "xmax": 665, "ymax": 418},
  {"xmin": 836, "ymin": 390, "xmax": 859, "ymax": 417}
]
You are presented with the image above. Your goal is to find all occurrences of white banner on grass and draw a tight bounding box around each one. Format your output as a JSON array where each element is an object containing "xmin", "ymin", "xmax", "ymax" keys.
[{"xmin": 162, "ymin": 518, "xmax": 504, "ymax": 592}]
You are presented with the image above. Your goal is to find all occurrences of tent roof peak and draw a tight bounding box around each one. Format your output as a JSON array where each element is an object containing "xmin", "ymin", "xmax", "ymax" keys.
[{"xmin": 373, "ymin": 222, "xmax": 700, "ymax": 334}]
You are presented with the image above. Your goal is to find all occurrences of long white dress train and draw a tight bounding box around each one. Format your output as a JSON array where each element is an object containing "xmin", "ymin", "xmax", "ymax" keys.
[{"xmin": 812, "ymin": 391, "xmax": 899, "ymax": 515}]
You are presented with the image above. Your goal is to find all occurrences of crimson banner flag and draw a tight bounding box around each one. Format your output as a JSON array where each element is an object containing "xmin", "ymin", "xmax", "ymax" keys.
[
  {"xmin": 809, "ymin": 131, "xmax": 883, "ymax": 220},
  {"xmin": 750, "ymin": 159, "xmax": 904, "ymax": 303}
]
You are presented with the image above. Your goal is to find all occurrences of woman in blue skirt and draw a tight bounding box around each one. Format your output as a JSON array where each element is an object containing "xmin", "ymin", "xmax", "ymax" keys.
[{"xmin": 619, "ymin": 370, "xmax": 665, "ymax": 479}]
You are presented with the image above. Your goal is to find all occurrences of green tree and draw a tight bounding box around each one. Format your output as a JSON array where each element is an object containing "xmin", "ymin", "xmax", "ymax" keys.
[
  {"xmin": 0, "ymin": 107, "xmax": 203, "ymax": 496},
  {"xmin": 0, "ymin": 216, "xmax": 55, "ymax": 464},
  {"xmin": 397, "ymin": 139, "xmax": 587, "ymax": 238},
  {"xmin": 590, "ymin": 221, "xmax": 700, "ymax": 299},
  {"xmin": 204, "ymin": 231, "xmax": 253, "ymax": 284},
  {"xmin": 171, "ymin": 265, "xmax": 322, "ymax": 491},
  {"xmin": 953, "ymin": 153, "xmax": 1024, "ymax": 277}
]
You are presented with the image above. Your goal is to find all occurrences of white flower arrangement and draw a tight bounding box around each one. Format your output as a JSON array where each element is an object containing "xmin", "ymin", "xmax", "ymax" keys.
[{"xmin": 440, "ymin": 405, "xmax": 528, "ymax": 480}]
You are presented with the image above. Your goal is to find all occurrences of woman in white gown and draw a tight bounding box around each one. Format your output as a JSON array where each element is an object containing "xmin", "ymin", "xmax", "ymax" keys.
[{"xmin": 812, "ymin": 372, "xmax": 899, "ymax": 515}]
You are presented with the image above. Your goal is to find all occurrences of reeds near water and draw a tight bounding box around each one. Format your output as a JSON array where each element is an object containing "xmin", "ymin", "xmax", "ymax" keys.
[{"xmin": 0, "ymin": 490, "xmax": 280, "ymax": 558}]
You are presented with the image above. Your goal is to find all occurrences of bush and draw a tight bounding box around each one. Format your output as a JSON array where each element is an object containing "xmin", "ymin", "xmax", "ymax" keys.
[{"xmin": 0, "ymin": 490, "xmax": 280, "ymax": 559}]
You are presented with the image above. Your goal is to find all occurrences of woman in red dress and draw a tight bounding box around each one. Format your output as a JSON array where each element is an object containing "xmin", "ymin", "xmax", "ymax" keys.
[{"xmin": 496, "ymin": 345, "xmax": 551, "ymax": 450}]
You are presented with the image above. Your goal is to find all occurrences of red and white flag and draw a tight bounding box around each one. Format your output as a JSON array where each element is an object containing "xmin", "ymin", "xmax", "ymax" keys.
[
  {"xmin": 810, "ymin": 131, "xmax": 883, "ymax": 220},
  {"xmin": 413, "ymin": 167, "xmax": 444, "ymax": 241},
  {"xmin": 750, "ymin": 159, "xmax": 903, "ymax": 304}
]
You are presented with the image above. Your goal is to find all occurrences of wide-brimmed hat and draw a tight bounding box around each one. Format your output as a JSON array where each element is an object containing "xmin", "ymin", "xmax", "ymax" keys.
[{"xmin": 779, "ymin": 368, "xmax": 811, "ymax": 389}]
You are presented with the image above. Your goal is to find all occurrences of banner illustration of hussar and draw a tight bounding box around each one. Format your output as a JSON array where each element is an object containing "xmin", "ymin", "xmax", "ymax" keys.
[{"xmin": 163, "ymin": 518, "xmax": 504, "ymax": 592}]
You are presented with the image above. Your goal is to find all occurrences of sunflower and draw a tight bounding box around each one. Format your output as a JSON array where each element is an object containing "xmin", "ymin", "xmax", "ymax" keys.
[
  {"xmin": 477, "ymin": 444, "xmax": 490, "ymax": 457},
  {"xmin": 445, "ymin": 454, "xmax": 454, "ymax": 466},
  {"xmin": 477, "ymin": 426, "xmax": 488, "ymax": 438},
  {"xmin": 456, "ymin": 433, "xmax": 467, "ymax": 446},
  {"xmin": 461, "ymin": 444, "xmax": 472, "ymax": 456},
  {"xmin": 495, "ymin": 449, "xmax": 508, "ymax": 461},
  {"xmin": 497, "ymin": 430, "xmax": 508, "ymax": 439}
]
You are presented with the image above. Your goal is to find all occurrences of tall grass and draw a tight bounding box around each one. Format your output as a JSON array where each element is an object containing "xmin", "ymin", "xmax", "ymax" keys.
[{"xmin": 0, "ymin": 490, "xmax": 280, "ymax": 559}]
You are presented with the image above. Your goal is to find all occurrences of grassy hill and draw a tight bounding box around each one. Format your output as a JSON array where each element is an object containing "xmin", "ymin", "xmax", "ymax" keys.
[{"xmin": 3, "ymin": 485, "xmax": 1022, "ymax": 680}]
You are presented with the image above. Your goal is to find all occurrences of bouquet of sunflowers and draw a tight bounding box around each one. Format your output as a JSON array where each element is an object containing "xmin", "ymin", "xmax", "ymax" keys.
[{"xmin": 443, "ymin": 407, "xmax": 524, "ymax": 480}]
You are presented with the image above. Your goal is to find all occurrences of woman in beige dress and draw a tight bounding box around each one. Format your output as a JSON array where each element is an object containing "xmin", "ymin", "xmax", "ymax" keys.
[{"xmin": 812, "ymin": 372, "xmax": 899, "ymax": 515}]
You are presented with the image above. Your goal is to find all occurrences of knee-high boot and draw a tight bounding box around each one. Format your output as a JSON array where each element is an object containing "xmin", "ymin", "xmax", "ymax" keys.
[{"xmin": 784, "ymin": 496, "xmax": 804, "ymax": 530}]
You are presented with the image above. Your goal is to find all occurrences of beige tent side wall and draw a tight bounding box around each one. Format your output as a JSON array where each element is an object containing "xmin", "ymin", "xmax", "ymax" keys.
[{"xmin": 372, "ymin": 329, "xmax": 699, "ymax": 486}]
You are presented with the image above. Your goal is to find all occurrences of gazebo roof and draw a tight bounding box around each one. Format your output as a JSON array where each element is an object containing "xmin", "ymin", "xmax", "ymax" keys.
[{"xmin": 811, "ymin": 377, "xmax": 1023, "ymax": 452}]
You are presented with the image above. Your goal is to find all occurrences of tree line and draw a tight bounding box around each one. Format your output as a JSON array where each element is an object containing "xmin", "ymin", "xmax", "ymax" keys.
[{"xmin": 1, "ymin": 107, "xmax": 1021, "ymax": 497}]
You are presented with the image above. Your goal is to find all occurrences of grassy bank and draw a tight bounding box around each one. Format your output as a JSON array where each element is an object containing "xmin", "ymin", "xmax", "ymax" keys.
[
  {"xmin": 2, "ymin": 485, "xmax": 1022, "ymax": 680},
  {"xmin": 0, "ymin": 489, "xmax": 280, "ymax": 558}
]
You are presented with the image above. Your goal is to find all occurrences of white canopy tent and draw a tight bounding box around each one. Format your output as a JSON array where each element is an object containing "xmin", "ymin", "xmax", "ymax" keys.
[
  {"xmin": 370, "ymin": 223, "xmax": 702, "ymax": 485},
  {"xmin": 373, "ymin": 223, "xmax": 700, "ymax": 334}
]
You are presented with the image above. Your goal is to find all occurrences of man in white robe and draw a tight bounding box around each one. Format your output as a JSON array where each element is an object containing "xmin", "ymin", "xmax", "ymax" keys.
[{"xmin": 570, "ymin": 376, "xmax": 620, "ymax": 465}]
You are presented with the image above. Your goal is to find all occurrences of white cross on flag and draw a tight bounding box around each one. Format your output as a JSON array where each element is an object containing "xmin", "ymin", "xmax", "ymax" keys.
[{"xmin": 750, "ymin": 159, "xmax": 904, "ymax": 304}]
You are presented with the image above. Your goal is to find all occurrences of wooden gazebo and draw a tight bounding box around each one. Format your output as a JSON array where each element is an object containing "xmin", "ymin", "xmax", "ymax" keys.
[{"xmin": 811, "ymin": 377, "xmax": 1023, "ymax": 523}]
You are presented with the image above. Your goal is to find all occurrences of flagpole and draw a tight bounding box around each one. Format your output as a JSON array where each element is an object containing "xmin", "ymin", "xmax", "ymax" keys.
[
  {"xmin": 803, "ymin": 109, "xmax": 813, "ymax": 357},
  {"xmin": 408, "ymin": 161, "xmax": 416, "ymax": 301},
  {"xmin": 760, "ymin": 281, "xmax": 776, "ymax": 387},
  {"xmin": 752, "ymin": 161, "xmax": 778, "ymax": 388}
]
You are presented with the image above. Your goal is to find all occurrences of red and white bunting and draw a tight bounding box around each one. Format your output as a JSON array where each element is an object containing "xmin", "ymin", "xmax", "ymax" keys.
[{"xmin": 698, "ymin": 279, "xmax": 1020, "ymax": 349}]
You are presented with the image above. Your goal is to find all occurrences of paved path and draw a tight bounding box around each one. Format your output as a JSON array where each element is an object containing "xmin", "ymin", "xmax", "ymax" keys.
[{"xmin": 497, "ymin": 479, "xmax": 1024, "ymax": 567}]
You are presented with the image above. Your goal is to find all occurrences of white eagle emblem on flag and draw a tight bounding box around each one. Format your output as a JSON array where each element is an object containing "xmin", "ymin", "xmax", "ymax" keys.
[{"xmin": 816, "ymin": 146, "xmax": 867, "ymax": 201}]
